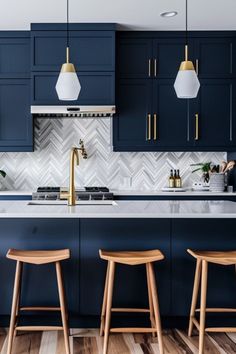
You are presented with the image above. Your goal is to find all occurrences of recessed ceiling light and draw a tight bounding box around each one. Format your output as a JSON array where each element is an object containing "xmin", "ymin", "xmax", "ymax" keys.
[{"xmin": 160, "ymin": 11, "xmax": 178, "ymax": 18}]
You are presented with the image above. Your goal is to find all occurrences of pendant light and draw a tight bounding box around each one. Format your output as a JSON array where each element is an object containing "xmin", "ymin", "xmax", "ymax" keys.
[
  {"xmin": 56, "ymin": 0, "xmax": 81, "ymax": 100},
  {"xmin": 174, "ymin": 0, "xmax": 200, "ymax": 99}
]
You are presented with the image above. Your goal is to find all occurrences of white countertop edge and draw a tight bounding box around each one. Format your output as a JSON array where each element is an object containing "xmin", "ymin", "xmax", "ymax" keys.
[{"xmin": 0, "ymin": 190, "xmax": 236, "ymax": 197}]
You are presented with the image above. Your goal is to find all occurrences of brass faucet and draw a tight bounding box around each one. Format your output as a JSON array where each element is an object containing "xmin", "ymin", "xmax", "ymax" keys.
[{"xmin": 60, "ymin": 140, "xmax": 87, "ymax": 206}]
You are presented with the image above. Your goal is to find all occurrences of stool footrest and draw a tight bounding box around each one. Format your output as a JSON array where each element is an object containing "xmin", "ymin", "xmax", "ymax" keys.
[
  {"xmin": 195, "ymin": 307, "xmax": 236, "ymax": 313},
  {"xmin": 205, "ymin": 327, "xmax": 236, "ymax": 333},
  {"xmin": 20, "ymin": 306, "xmax": 61, "ymax": 312},
  {"xmin": 111, "ymin": 308, "xmax": 150, "ymax": 313},
  {"xmin": 110, "ymin": 327, "xmax": 156, "ymax": 333},
  {"xmin": 16, "ymin": 326, "xmax": 63, "ymax": 331}
]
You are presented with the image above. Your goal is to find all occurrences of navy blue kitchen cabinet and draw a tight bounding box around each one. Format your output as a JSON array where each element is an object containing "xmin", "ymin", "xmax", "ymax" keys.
[
  {"xmin": 0, "ymin": 32, "xmax": 33, "ymax": 152},
  {"xmin": 194, "ymin": 37, "xmax": 236, "ymax": 78},
  {"xmin": 113, "ymin": 78, "xmax": 188, "ymax": 151},
  {"xmin": 0, "ymin": 32, "xmax": 30, "ymax": 79},
  {"xmin": 31, "ymin": 29, "xmax": 115, "ymax": 72},
  {"xmin": 79, "ymin": 218, "xmax": 171, "ymax": 316},
  {"xmin": 113, "ymin": 79, "xmax": 152, "ymax": 149},
  {"xmin": 190, "ymin": 79, "xmax": 236, "ymax": 149},
  {"xmin": 32, "ymin": 72, "xmax": 115, "ymax": 105},
  {"xmin": 171, "ymin": 219, "xmax": 236, "ymax": 316},
  {"xmin": 0, "ymin": 79, "xmax": 33, "ymax": 151},
  {"xmin": 114, "ymin": 31, "xmax": 236, "ymax": 151}
]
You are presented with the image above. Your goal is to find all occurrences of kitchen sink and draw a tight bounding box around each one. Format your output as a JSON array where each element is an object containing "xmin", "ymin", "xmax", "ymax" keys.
[{"xmin": 27, "ymin": 200, "xmax": 117, "ymax": 206}]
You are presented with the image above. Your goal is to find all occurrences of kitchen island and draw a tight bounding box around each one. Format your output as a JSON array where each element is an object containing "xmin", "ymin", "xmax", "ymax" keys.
[{"xmin": 0, "ymin": 200, "xmax": 236, "ymax": 328}]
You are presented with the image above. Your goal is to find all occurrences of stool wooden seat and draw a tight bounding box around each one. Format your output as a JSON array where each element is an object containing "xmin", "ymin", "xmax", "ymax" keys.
[
  {"xmin": 7, "ymin": 249, "xmax": 70, "ymax": 264},
  {"xmin": 6, "ymin": 249, "xmax": 71, "ymax": 354},
  {"xmin": 187, "ymin": 249, "xmax": 236, "ymax": 265},
  {"xmin": 99, "ymin": 249, "xmax": 165, "ymax": 354},
  {"xmin": 187, "ymin": 248, "xmax": 236, "ymax": 354},
  {"xmin": 99, "ymin": 249, "xmax": 164, "ymax": 265}
]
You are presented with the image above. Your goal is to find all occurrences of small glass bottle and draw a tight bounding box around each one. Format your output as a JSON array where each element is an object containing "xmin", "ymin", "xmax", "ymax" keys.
[
  {"xmin": 169, "ymin": 170, "xmax": 175, "ymax": 188},
  {"xmin": 175, "ymin": 169, "xmax": 182, "ymax": 188}
]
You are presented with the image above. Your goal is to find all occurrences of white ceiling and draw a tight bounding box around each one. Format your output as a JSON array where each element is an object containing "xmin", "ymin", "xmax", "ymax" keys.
[{"xmin": 1, "ymin": 0, "xmax": 236, "ymax": 31}]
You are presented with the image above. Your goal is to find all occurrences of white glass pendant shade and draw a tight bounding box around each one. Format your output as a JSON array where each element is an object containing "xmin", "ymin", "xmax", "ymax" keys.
[
  {"xmin": 56, "ymin": 47, "xmax": 81, "ymax": 101},
  {"xmin": 174, "ymin": 62, "xmax": 200, "ymax": 99},
  {"xmin": 174, "ymin": 46, "xmax": 200, "ymax": 99}
]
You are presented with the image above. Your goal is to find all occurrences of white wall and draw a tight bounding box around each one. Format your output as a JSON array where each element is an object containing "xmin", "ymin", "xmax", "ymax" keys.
[{"xmin": 1, "ymin": 0, "xmax": 236, "ymax": 31}]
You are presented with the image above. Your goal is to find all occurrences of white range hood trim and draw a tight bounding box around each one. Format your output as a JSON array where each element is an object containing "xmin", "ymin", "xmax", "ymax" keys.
[{"xmin": 31, "ymin": 105, "xmax": 116, "ymax": 117}]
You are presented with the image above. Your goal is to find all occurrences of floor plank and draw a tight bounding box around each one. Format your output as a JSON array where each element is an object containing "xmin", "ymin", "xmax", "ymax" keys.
[{"xmin": 0, "ymin": 328, "xmax": 235, "ymax": 353}]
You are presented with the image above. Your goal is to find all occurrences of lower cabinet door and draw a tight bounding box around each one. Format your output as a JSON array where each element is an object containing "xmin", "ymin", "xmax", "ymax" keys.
[
  {"xmin": 113, "ymin": 79, "xmax": 153, "ymax": 150},
  {"xmin": 0, "ymin": 79, "xmax": 33, "ymax": 151},
  {"xmin": 79, "ymin": 218, "xmax": 171, "ymax": 316},
  {"xmin": 32, "ymin": 72, "xmax": 115, "ymax": 105},
  {"xmin": 171, "ymin": 219, "xmax": 236, "ymax": 316}
]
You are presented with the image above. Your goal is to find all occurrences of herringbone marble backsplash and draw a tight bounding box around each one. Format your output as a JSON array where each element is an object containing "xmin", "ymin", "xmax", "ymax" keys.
[{"xmin": 0, "ymin": 118, "xmax": 226, "ymax": 191}]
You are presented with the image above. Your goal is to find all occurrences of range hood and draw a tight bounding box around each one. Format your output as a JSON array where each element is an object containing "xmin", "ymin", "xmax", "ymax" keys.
[{"xmin": 31, "ymin": 105, "xmax": 116, "ymax": 118}]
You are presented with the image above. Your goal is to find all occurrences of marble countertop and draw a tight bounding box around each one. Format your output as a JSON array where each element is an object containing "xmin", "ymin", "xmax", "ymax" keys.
[
  {"xmin": 0, "ymin": 189, "xmax": 236, "ymax": 197},
  {"xmin": 0, "ymin": 200, "xmax": 235, "ymax": 218}
]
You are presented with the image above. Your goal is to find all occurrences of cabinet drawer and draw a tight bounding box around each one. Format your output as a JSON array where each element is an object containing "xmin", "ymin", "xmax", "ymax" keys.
[
  {"xmin": 31, "ymin": 72, "xmax": 115, "ymax": 105},
  {"xmin": 31, "ymin": 31, "xmax": 115, "ymax": 72},
  {"xmin": 0, "ymin": 37, "xmax": 30, "ymax": 78}
]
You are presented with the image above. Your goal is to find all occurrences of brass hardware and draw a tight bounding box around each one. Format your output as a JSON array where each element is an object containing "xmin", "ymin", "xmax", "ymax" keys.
[
  {"xmin": 148, "ymin": 59, "xmax": 151, "ymax": 77},
  {"xmin": 153, "ymin": 114, "xmax": 157, "ymax": 140},
  {"xmin": 60, "ymin": 139, "xmax": 87, "ymax": 206},
  {"xmin": 60, "ymin": 47, "xmax": 76, "ymax": 73},
  {"xmin": 196, "ymin": 59, "xmax": 199, "ymax": 75},
  {"xmin": 195, "ymin": 114, "xmax": 199, "ymax": 140},
  {"xmin": 179, "ymin": 45, "xmax": 195, "ymax": 71},
  {"xmin": 146, "ymin": 114, "xmax": 151, "ymax": 140},
  {"xmin": 154, "ymin": 59, "xmax": 157, "ymax": 77}
]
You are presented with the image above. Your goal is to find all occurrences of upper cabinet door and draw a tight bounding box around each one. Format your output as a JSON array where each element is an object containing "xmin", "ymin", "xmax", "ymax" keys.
[
  {"xmin": 194, "ymin": 38, "xmax": 235, "ymax": 78},
  {"xmin": 152, "ymin": 38, "xmax": 193, "ymax": 79},
  {"xmin": 190, "ymin": 79, "xmax": 235, "ymax": 149},
  {"xmin": 152, "ymin": 80, "xmax": 189, "ymax": 148},
  {"xmin": 113, "ymin": 79, "xmax": 152, "ymax": 150},
  {"xmin": 117, "ymin": 38, "xmax": 153, "ymax": 78},
  {"xmin": 31, "ymin": 31, "xmax": 115, "ymax": 72},
  {"xmin": 0, "ymin": 35, "xmax": 30, "ymax": 78},
  {"xmin": 0, "ymin": 79, "xmax": 33, "ymax": 151}
]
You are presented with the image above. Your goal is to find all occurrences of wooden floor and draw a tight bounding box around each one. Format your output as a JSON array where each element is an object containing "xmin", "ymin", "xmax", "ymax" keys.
[{"xmin": 0, "ymin": 328, "xmax": 236, "ymax": 353}]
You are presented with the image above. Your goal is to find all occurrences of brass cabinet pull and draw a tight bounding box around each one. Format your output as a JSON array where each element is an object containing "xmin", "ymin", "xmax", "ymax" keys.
[
  {"xmin": 195, "ymin": 113, "xmax": 199, "ymax": 140},
  {"xmin": 146, "ymin": 114, "xmax": 151, "ymax": 140},
  {"xmin": 153, "ymin": 114, "xmax": 157, "ymax": 140},
  {"xmin": 148, "ymin": 59, "xmax": 151, "ymax": 77},
  {"xmin": 195, "ymin": 59, "xmax": 199, "ymax": 75},
  {"xmin": 154, "ymin": 59, "xmax": 157, "ymax": 77}
]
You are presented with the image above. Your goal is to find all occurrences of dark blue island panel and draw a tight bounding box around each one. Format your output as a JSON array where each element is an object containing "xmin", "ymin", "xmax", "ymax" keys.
[
  {"xmin": 79, "ymin": 218, "xmax": 171, "ymax": 316},
  {"xmin": 0, "ymin": 217, "xmax": 235, "ymax": 328},
  {"xmin": 0, "ymin": 219, "xmax": 79, "ymax": 316},
  {"xmin": 172, "ymin": 219, "xmax": 236, "ymax": 316}
]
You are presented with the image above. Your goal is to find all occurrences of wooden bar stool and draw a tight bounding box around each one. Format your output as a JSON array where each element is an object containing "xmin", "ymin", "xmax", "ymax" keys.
[
  {"xmin": 6, "ymin": 248, "xmax": 71, "ymax": 354},
  {"xmin": 99, "ymin": 249, "xmax": 165, "ymax": 354},
  {"xmin": 187, "ymin": 249, "xmax": 236, "ymax": 354}
]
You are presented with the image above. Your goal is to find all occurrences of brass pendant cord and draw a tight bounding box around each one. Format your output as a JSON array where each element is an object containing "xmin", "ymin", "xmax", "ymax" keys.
[{"xmin": 185, "ymin": 0, "xmax": 188, "ymax": 61}]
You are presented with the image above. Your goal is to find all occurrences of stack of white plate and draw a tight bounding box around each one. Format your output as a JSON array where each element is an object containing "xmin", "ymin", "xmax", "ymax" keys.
[{"xmin": 209, "ymin": 173, "xmax": 225, "ymax": 192}]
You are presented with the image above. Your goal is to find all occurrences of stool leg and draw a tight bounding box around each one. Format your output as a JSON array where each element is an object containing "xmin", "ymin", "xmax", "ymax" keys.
[
  {"xmin": 103, "ymin": 261, "xmax": 115, "ymax": 354},
  {"xmin": 55, "ymin": 262, "xmax": 70, "ymax": 354},
  {"xmin": 7, "ymin": 261, "xmax": 22, "ymax": 354},
  {"xmin": 146, "ymin": 263, "xmax": 155, "ymax": 337},
  {"xmin": 188, "ymin": 259, "xmax": 202, "ymax": 337},
  {"xmin": 148, "ymin": 262, "xmax": 164, "ymax": 354},
  {"xmin": 100, "ymin": 262, "xmax": 110, "ymax": 336},
  {"xmin": 199, "ymin": 260, "xmax": 208, "ymax": 354}
]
